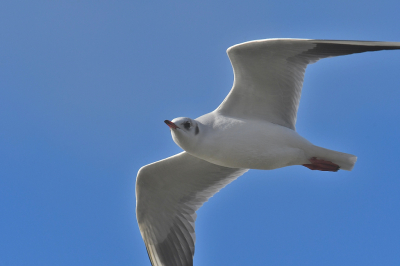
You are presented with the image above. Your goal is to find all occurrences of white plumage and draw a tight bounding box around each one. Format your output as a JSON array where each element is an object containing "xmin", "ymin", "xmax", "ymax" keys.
[{"xmin": 136, "ymin": 39, "xmax": 400, "ymax": 266}]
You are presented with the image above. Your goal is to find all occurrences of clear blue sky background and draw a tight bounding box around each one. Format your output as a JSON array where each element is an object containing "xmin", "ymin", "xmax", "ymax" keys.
[{"xmin": 1, "ymin": 1, "xmax": 400, "ymax": 266}]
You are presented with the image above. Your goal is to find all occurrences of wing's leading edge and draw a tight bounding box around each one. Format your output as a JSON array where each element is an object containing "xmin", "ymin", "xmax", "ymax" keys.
[
  {"xmin": 136, "ymin": 152, "xmax": 248, "ymax": 266},
  {"xmin": 217, "ymin": 39, "xmax": 400, "ymax": 130}
]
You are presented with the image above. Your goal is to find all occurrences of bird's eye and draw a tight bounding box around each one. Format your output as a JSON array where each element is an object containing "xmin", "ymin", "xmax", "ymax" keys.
[{"xmin": 183, "ymin": 121, "xmax": 191, "ymax": 130}]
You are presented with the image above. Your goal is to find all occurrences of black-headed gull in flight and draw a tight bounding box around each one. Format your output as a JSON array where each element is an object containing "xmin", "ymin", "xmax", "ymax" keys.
[{"xmin": 136, "ymin": 39, "xmax": 400, "ymax": 266}]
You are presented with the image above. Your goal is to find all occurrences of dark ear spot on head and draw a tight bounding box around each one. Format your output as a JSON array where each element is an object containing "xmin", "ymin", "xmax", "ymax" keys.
[{"xmin": 195, "ymin": 125, "xmax": 199, "ymax": 135}]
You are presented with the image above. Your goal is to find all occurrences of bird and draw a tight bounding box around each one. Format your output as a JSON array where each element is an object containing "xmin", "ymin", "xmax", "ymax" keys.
[{"xmin": 136, "ymin": 39, "xmax": 400, "ymax": 266}]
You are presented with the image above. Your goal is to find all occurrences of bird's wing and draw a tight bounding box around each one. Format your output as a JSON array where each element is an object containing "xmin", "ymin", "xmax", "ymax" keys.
[
  {"xmin": 217, "ymin": 39, "xmax": 400, "ymax": 130},
  {"xmin": 136, "ymin": 152, "xmax": 248, "ymax": 266}
]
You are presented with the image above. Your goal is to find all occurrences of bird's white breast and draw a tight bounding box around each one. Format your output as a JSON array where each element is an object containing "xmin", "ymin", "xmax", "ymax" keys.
[{"xmin": 193, "ymin": 112, "xmax": 312, "ymax": 169}]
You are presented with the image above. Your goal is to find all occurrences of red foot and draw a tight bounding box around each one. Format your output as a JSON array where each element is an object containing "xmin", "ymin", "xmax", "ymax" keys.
[{"xmin": 303, "ymin": 157, "xmax": 340, "ymax": 172}]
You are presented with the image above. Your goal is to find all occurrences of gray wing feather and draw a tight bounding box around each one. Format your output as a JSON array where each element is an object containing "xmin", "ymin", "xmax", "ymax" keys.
[
  {"xmin": 136, "ymin": 152, "xmax": 248, "ymax": 266},
  {"xmin": 217, "ymin": 39, "xmax": 400, "ymax": 130}
]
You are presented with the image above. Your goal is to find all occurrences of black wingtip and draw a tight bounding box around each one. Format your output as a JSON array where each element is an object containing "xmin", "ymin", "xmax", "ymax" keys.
[{"xmin": 304, "ymin": 41, "xmax": 400, "ymax": 58}]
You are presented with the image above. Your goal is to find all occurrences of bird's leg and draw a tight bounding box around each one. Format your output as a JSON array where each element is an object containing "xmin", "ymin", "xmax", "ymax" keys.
[{"xmin": 303, "ymin": 157, "xmax": 340, "ymax": 172}]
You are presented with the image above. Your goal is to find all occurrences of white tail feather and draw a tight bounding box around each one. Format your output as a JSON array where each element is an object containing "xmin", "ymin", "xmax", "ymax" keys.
[{"xmin": 311, "ymin": 145, "xmax": 357, "ymax": 171}]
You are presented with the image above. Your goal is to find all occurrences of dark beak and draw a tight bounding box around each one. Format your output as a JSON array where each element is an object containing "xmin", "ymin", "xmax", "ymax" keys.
[{"xmin": 164, "ymin": 120, "xmax": 179, "ymax": 129}]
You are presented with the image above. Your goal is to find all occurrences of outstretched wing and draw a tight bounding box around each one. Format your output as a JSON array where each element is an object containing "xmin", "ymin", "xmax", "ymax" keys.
[
  {"xmin": 217, "ymin": 39, "xmax": 400, "ymax": 130},
  {"xmin": 136, "ymin": 152, "xmax": 248, "ymax": 266}
]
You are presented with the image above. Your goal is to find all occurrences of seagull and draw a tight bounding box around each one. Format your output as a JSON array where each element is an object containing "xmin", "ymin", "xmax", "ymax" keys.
[{"xmin": 136, "ymin": 39, "xmax": 400, "ymax": 266}]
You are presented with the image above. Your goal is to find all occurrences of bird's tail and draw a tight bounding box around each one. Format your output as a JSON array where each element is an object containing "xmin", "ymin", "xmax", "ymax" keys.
[{"xmin": 310, "ymin": 145, "xmax": 357, "ymax": 171}]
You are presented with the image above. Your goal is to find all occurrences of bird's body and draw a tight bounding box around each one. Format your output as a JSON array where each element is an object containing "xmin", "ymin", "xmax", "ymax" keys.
[
  {"xmin": 179, "ymin": 111, "xmax": 355, "ymax": 170},
  {"xmin": 136, "ymin": 38, "xmax": 400, "ymax": 266}
]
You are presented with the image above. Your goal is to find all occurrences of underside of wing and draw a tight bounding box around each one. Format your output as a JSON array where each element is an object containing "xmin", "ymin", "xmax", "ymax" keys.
[
  {"xmin": 136, "ymin": 152, "xmax": 248, "ymax": 266},
  {"xmin": 217, "ymin": 39, "xmax": 400, "ymax": 130}
]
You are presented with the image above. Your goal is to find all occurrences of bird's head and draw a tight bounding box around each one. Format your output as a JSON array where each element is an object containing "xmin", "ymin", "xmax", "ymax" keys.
[{"xmin": 164, "ymin": 117, "xmax": 202, "ymax": 152}]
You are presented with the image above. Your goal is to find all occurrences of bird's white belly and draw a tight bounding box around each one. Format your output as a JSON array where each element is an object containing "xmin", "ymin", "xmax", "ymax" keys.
[{"xmin": 193, "ymin": 119, "xmax": 312, "ymax": 170}]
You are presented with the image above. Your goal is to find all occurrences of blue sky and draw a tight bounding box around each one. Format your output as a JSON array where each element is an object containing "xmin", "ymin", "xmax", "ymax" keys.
[{"xmin": 1, "ymin": 1, "xmax": 400, "ymax": 265}]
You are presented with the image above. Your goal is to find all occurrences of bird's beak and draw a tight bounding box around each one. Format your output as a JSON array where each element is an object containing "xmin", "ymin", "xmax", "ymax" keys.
[{"xmin": 164, "ymin": 120, "xmax": 180, "ymax": 129}]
